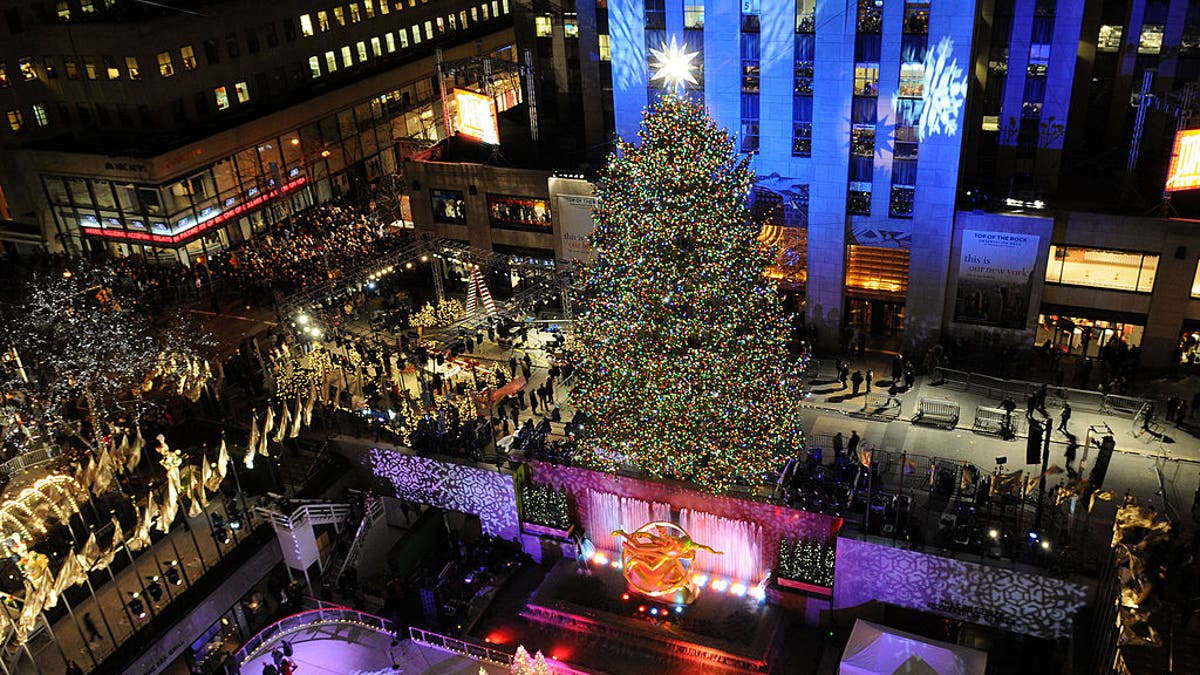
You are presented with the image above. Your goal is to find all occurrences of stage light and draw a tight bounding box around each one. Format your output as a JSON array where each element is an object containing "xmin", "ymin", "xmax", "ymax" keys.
[
  {"xmin": 420, "ymin": 255, "xmax": 430, "ymax": 262},
  {"xmin": 621, "ymin": 593, "xmax": 630, "ymax": 601},
  {"xmin": 1041, "ymin": 541, "xmax": 1051, "ymax": 551},
  {"xmin": 988, "ymin": 529, "xmax": 999, "ymax": 540},
  {"xmin": 297, "ymin": 314, "xmax": 309, "ymax": 325},
  {"xmin": 1028, "ymin": 531, "xmax": 1039, "ymax": 541},
  {"xmin": 692, "ymin": 574, "xmax": 708, "ymax": 586},
  {"xmin": 730, "ymin": 583, "xmax": 747, "ymax": 597},
  {"xmin": 165, "ymin": 561, "xmax": 182, "ymax": 586},
  {"xmin": 146, "ymin": 576, "xmax": 163, "ymax": 602},
  {"xmin": 637, "ymin": 605, "xmax": 647, "ymax": 613},
  {"xmin": 650, "ymin": 608, "xmax": 659, "ymax": 615},
  {"xmin": 711, "ymin": 578, "xmax": 728, "ymax": 592},
  {"xmin": 593, "ymin": 552, "xmax": 608, "ymax": 566},
  {"xmin": 128, "ymin": 592, "xmax": 146, "ymax": 619},
  {"xmin": 674, "ymin": 606, "xmax": 684, "ymax": 614}
]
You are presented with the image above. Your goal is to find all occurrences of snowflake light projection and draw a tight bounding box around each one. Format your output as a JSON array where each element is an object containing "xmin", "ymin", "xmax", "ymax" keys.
[
  {"xmin": 649, "ymin": 36, "xmax": 699, "ymax": 91},
  {"xmin": 896, "ymin": 36, "xmax": 967, "ymax": 142}
]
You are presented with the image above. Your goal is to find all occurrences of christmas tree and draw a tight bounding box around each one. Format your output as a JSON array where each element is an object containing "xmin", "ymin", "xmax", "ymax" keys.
[{"xmin": 574, "ymin": 94, "xmax": 807, "ymax": 492}]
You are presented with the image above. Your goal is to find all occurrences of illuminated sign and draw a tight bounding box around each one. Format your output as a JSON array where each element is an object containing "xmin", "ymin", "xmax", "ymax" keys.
[
  {"xmin": 80, "ymin": 176, "xmax": 307, "ymax": 246},
  {"xmin": 1166, "ymin": 129, "xmax": 1200, "ymax": 192},
  {"xmin": 454, "ymin": 88, "xmax": 500, "ymax": 145}
]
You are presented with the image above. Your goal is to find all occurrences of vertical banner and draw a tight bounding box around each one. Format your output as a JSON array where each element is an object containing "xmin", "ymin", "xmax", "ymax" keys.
[
  {"xmin": 953, "ymin": 230, "xmax": 1041, "ymax": 329},
  {"xmin": 556, "ymin": 194, "xmax": 598, "ymax": 262}
]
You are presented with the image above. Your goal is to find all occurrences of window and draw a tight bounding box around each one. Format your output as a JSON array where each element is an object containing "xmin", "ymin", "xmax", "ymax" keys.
[
  {"xmin": 846, "ymin": 246, "xmax": 909, "ymax": 294},
  {"xmin": 425, "ymin": 21, "xmax": 433, "ymax": 40},
  {"xmin": 325, "ymin": 51, "xmax": 338, "ymax": 72},
  {"xmin": 317, "ymin": 11, "xmax": 330, "ymax": 32},
  {"xmin": 246, "ymin": 28, "xmax": 260, "ymax": 53},
  {"xmin": 1097, "ymin": 24, "xmax": 1122, "ymax": 52},
  {"xmin": 1045, "ymin": 246, "xmax": 1159, "ymax": 293},
  {"xmin": 18, "ymin": 57, "xmax": 35, "ymax": 81},
  {"xmin": 103, "ymin": 56, "xmax": 120, "ymax": 80},
  {"xmin": 350, "ymin": 3, "xmax": 361, "ymax": 23},
  {"xmin": 1139, "ymin": 24, "xmax": 1165, "ymax": 54},
  {"xmin": 265, "ymin": 23, "xmax": 279, "ymax": 48},
  {"xmin": 365, "ymin": 0, "xmax": 375, "ymax": 18},
  {"xmin": 399, "ymin": 30, "xmax": 409, "ymax": 48},
  {"xmin": 55, "ymin": 1, "xmax": 70, "ymax": 20},
  {"xmin": 226, "ymin": 33, "xmax": 239, "ymax": 59},
  {"xmin": 214, "ymin": 86, "xmax": 230, "ymax": 110},
  {"xmin": 854, "ymin": 64, "xmax": 879, "ymax": 96},
  {"xmin": 0, "ymin": 64, "xmax": 9, "ymax": 88},
  {"xmin": 7, "ymin": 109, "xmax": 24, "ymax": 132},
  {"xmin": 301, "ymin": 13, "xmax": 315, "ymax": 36},
  {"xmin": 796, "ymin": 0, "xmax": 815, "ymax": 33},
  {"xmin": 431, "ymin": 189, "xmax": 466, "ymax": 223},
  {"xmin": 889, "ymin": 185, "xmax": 915, "ymax": 217},
  {"xmin": 235, "ymin": 81, "xmax": 249, "ymax": 103},
  {"xmin": 488, "ymin": 194, "xmax": 552, "ymax": 231},
  {"xmin": 564, "ymin": 19, "xmax": 578, "ymax": 38},
  {"xmin": 341, "ymin": 46, "xmax": 353, "ymax": 68},
  {"xmin": 64, "ymin": 57, "xmax": 79, "ymax": 79},
  {"xmin": 899, "ymin": 62, "xmax": 923, "ymax": 97},
  {"xmin": 125, "ymin": 56, "xmax": 140, "ymax": 80},
  {"xmin": 685, "ymin": 4, "xmax": 703, "ymax": 29},
  {"xmin": 334, "ymin": 7, "xmax": 346, "ymax": 27},
  {"xmin": 180, "ymin": 45, "xmax": 197, "ymax": 71},
  {"xmin": 84, "ymin": 57, "xmax": 99, "ymax": 80},
  {"xmin": 857, "ymin": 0, "xmax": 883, "ymax": 33},
  {"xmin": 1192, "ymin": 260, "xmax": 1200, "ymax": 298},
  {"xmin": 535, "ymin": 15, "xmax": 552, "ymax": 36},
  {"xmin": 309, "ymin": 56, "xmax": 321, "ymax": 78},
  {"xmin": 371, "ymin": 37, "xmax": 382, "ymax": 57},
  {"xmin": 599, "ymin": 34, "xmax": 611, "ymax": 61},
  {"xmin": 357, "ymin": 41, "xmax": 368, "ymax": 62},
  {"xmin": 847, "ymin": 187, "xmax": 872, "ymax": 215},
  {"xmin": 904, "ymin": 1, "xmax": 929, "ymax": 35},
  {"xmin": 42, "ymin": 57, "xmax": 56, "ymax": 79},
  {"xmin": 204, "ymin": 39, "xmax": 219, "ymax": 65},
  {"xmin": 385, "ymin": 33, "xmax": 395, "ymax": 52},
  {"xmin": 792, "ymin": 96, "xmax": 812, "ymax": 156},
  {"xmin": 413, "ymin": 25, "xmax": 422, "ymax": 44},
  {"xmin": 28, "ymin": 103, "xmax": 48, "ymax": 128}
]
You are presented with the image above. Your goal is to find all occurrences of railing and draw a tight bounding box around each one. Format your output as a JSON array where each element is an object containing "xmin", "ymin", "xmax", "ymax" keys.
[
  {"xmin": 228, "ymin": 607, "xmax": 396, "ymax": 672},
  {"xmin": 252, "ymin": 502, "xmax": 350, "ymax": 531},
  {"xmin": 937, "ymin": 368, "xmax": 1150, "ymax": 417},
  {"xmin": 276, "ymin": 235, "xmax": 432, "ymax": 319},
  {"xmin": 408, "ymin": 626, "xmax": 512, "ymax": 665},
  {"xmin": 0, "ymin": 446, "xmax": 57, "ymax": 479},
  {"xmin": 336, "ymin": 497, "xmax": 385, "ymax": 582}
]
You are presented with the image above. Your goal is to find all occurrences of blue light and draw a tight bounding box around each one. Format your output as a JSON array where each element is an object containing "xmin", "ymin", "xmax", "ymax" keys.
[{"xmin": 674, "ymin": 606, "xmax": 683, "ymax": 614}]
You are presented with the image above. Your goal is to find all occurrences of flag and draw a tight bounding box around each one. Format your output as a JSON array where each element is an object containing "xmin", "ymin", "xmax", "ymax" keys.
[
  {"xmin": 114, "ymin": 432, "xmax": 130, "ymax": 469},
  {"xmin": 201, "ymin": 453, "xmax": 214, "ymax": 495},
  {"xmin": 288, "ymin": 397, "xmax": 303, "ymax": 438},
  {"xmin": 274, "ymin": 403, "xmax": 289, "ymax": 443},
  {"xmin": 247, "ymin": 413, "xmax": 260, "ymax": 460},
  {"xmin": 81, "ymin": 457, "xmax": 97, "ymax": 490},
  {"xmin": 128, "ymin": 503, "xmax": 152, "ymax": 551},
  {"xmin": 49, "ymin": 547, "xmax": 84, "ymax": 609},
  {"xmin": 960, "ymin": 464, "xmax": 976, "ymax": 491},
  {"xmin": 208, "ymin": 440, "xmax": 229, "ymax": 491},
  {"xmin": 158, "ymin": 481, "xmax": 179, "ymax": 534},
  {"xmin": 92, "ymin": 446, "xmax": 115, "ymax": 494},
  {"xmin": 990, "ymin": 470, "xmax": 1024, "ymax": 496},
  {"xmin": 262, "ymin": 406, "xmax": 275, "ymax": 440},
  {"xmin": 900, "ymin": 455, "xmax": 918, "ymax": 476},
  {"xmin": 304, "ymin": 379, "xmax": 317, "ymax": 427},
  {"xmin": 1090, "ymin": 489, "xmax": 1116, "ymax": 513},
  {"xmin": 125, "ymin": 426, "xmax": 144, "ymax": 473},
  {"xmin": 79, "ymin": 532, "xmax": 102, "ymax": 568},
  {"xmin": 856, "ymin": 446, "xmax": 872, "ymax": 468},
  {"xmin": 1023, "ymin": 473, "xmax": 1042, "ymax": 498}
]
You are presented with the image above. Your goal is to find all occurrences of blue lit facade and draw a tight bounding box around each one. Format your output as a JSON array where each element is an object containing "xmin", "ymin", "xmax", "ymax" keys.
[{"xmin": 610, "ymin": 0, "xmax": 978, "ymax": 352}]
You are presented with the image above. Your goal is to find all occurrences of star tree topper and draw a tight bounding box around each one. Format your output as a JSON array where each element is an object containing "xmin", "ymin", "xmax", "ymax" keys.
[{"xmin": 649, "ymin": 36, "xmax": 699, "ymax": 91}]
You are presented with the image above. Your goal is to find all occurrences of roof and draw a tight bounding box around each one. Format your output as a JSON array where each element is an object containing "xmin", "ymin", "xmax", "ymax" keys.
[{"xmin": 839, "ymin": 620, "xmax": 988, "ymax": 675}]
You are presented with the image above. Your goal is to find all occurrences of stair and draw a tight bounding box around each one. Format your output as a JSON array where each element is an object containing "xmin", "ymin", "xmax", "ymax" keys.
[{"xmin": 333, "ymin": 496, "xmax": 385, "ymax": 584}]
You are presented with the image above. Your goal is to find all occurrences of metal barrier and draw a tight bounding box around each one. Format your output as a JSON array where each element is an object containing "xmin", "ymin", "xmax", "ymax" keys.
[
  {"xmin": 914, "ymin": 399, "xmax": 960, "ymax": 428},
  {"xmin": 408, "ymin": 626, "xmax": 512, "ymax": 665},
  {"xmin": 0, "ymin": 447, "xmax": 57, "ymax": 479},
  {"xmin": 971, "ymin": 406, "xmax": 1027, "ymax": 436},
  {"xmin": 937, "ymin": 368, "xmax": 1149, "ymax": 417},
  {"xmin": 229, "ymin": 607, "xmax": 396, "ymax": 672}
]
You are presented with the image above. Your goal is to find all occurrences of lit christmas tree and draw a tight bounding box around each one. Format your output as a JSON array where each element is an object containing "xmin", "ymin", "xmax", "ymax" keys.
[{"xmin": 573, "ymin": 94, "xmax": 807, "ymax": 493}]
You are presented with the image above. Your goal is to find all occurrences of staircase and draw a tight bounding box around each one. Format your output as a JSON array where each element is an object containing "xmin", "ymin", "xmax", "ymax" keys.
[{"xmin": 328, "ymin": 496, "xmax": 386, "ymax": 586}]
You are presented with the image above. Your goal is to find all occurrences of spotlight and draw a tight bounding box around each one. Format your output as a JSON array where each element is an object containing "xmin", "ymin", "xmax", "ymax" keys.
[
  {"xmin": 227, "ymin": 509, "xmax": 243, "ymax": 531},
  {"xmin": 1028, "ymin": 531, "xmax": 1039, "ymax": 541},
  {"xmin": 674, "ymin": 606, "xmax": 684, "ymax": 614},
  {"xmin": 165, "ymin": 561, "xmax": 182, "ymax": 586},
  {"xmin": 145, "ymin": 576, "xmax": 163, "ymax": 602},
  {"xmin": 988, "ymin": 529, "xmax": 999, "ymax": 540},
  {"xmin": 128, "ymin": 592, "xmax": 147, "ymax": 619},
  {"xmin": 420, "ymin": 255, "xmax": 429, "ymax": 262},
  {"xmin": 1040, "ymin": 540, "xmax": 1051, "ymax": 551}
]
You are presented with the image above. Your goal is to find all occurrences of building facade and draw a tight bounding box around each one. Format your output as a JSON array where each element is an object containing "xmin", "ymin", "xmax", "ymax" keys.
[{"xmin": 0, "ymin": 0, "xmax": 519, "ymax": 263}]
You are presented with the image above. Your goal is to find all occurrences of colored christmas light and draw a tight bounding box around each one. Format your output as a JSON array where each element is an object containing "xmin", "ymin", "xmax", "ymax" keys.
[{"xmin": 573, "ymin": 93, "xmax": 808, "ymax": 493}]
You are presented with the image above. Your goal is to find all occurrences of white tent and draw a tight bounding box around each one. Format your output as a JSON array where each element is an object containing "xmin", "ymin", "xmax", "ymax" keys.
[{"xmin": 839, "ymin": 620, "xmax": 988, "ymax": 675}]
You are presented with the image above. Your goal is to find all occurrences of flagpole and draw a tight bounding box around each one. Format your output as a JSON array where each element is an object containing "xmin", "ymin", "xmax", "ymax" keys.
[
  {"xmin": 40, "ymin": 610, "xmax": 70, "ymax": 669},
  {"xmin": 60, "ymin": 588, "xmax": 99, "ymax": 667},
  {"xmin": 81, "ymin": 563, "xmax": 121, "ymax": 650},
  {"xmin": 0, "ymin": 595, "xmax": 36, "ymax": 668},
  {"xmin": 896, "ymin": 451, "xmax": 907, "ymax": 544}
]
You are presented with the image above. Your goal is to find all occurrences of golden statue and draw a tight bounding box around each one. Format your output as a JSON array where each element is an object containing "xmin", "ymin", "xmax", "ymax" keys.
[{"xmin": 612, "ymin": 521, "xmax": 722, "ymax": 605}]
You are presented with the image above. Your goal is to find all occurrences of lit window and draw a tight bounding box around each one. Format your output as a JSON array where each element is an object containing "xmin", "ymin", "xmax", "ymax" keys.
[
  {"xmin": 425, "ymin": 21, "xmax": 433, "ymax": 40},
  {"xmin": 0, "ymin": 64, "xmax": 9, "ymax": 87},
  {"xmin": 449, "ymin": 14, "xmax": 456, "ymax": 30},
  {"xmin": 412, "ymin": 25, "xmax": 422, "ymax": 44},
  {"xmin": 180, "ymin": 44, "xmax": 196, "ymax": 69},
  {"xmin": 350, "ymin": 3, "xmax": 361, "ymax": 23},
  {"xmin": 535, "ymin": 16, "xmax": 551, "ymax": 37},
  {"xmin": 371, "ymin": 37, "xmax": 382, "ymax": 57},
  {"xmin": 18, "ymin": 57, "xmax": 36, "ymax": 81},
  {"xmin": 1139, "ymin": 25, "xmax": 1164, "ymax": 54},
  {"xmin": 898, "ymin": 62, "xmax": 923, "ymax": 98},
  {"xmin": 341, "ymin": 46, "xmax": 353, "ymax": 68},
  {"xmin": 380, "ymin": 0, "xmax": 389, "ymax": 15},
  {"xmin": 564, "ymin": 20, "xmax": 578, "ymax": 38},
  {"xmin": 157, "ymin": 52, "xmax": 175, "ymax": 77},
  {"xmin": 1191, "ymin": 260, "xmax": 1200, "ymax": 298},
  {"xmin": 599, "ymin": 34, "xmax": 611, "ymax": 61},
  {"xmin": 80, "ymin": 0, "xmax": 94, "ymax": 13},
  {"xmin": 64, "ymin": 57, "xmax": 79, "ymax": 79},
  {"xmin": 318, "ymin": 11, "xmax": 331, "ymax": 32},
  {"xmin": 385, "ymin": 33, "xmax": 396, "ymax": 52},
  {"xmin": 854, "ymin": 64, "xmax": 879, "ymax": 97},
  {"xmin": 309, "ymin": 56, "xmax": 321, "ymax": 78},
  {"xmin": 32, "ymin": 103, "xmax": 48, "ymax": 127},
  {"xmin": 84, "ymin": 57, "xmax": 99, "ymax": 80},
  {"xmin": 1097, "ymin": 24, "xmax": 1122, "ymax": 52},
  {"xmin": 365, "ymin": 0, "xmax": 375, "ymax": 18},
  {"xmin": 125, "ymin": 56, "xmax": 140, "ymax": 80},
  {"xmin": 981, "ymin": 115, "xmax": 999, "ymax": 132},
  {"xmin": 235, "ymin": 81, "xmax": 249, "ymax": 103},
  {"xmin": 1046, "ymin": 246, "xmax": 1159, "ymax": 293},
  {"xmin": 357, "ymin": 41, "xmax": 368, "ymax": 62},
  {"xmin": 7, "ymin": 109, "xmax": 24, "ymax": 132},
  {"xmin": 399, "ymin": 30, "xmax": 409, "ymax": 48},
  {"xmin": 334, "ymin": 7, "xmax": 346, "ymax": 27},
  {"xmin": 214, "ymin": 86, "xmax": 230, "ymax": 110},
  {"xmin": 104, "ymin": 56, "xmax": 120, "ymax": 80},
  {"xmin": 684, "ymin": 5, "xmax": 704, "ymax": 29},
  {"xmin": 325, "ymin": 51, "xmax": 338, "ymax": 72},
  {"xmin": 300, "ymin": 14, "xmax": 315, "ymax": 36},
  {"xmin": 56, "ymin": 1, "xmax": 70, "ymax": 20},
  {"xmin": 502, "ymin": 0, "xmax": 508, "ymax": 13}
]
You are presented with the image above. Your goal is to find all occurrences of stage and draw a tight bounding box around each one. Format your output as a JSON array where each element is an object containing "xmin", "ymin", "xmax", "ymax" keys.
[{"xmin": 519, "ymin": 559, "xmax": 783, "ymax": 674}]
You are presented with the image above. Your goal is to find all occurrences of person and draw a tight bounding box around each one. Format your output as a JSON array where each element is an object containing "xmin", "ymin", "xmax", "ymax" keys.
[
  {"xmin": 886, "ymin": 382, "xmax": 901, "ymax": 408},
  {"xmin": 83, "ymin": 612, "xmax": 101, "ymax": 643},
  {"xmin": 1142, "ymin": 402, "xmax": 1156, "ymax": 432},
  {"xmin": 272, "ymin": 648, "xmax": 285, "ymax": 670},
  {"xmin": 832, "ymin": 432, "xmax": 844, "ymax": 461},
  {"xmin": 65, "ymin": 661, "xmax": 84, "ymax": 675},
  {"xmin": 508, "ymin": 356, "xmax": 518, "ymax": 378},
  {"xmin": 847, "ymin": 431, "xmax": 861, "ymax": 457},
  {"xmin": 262, "ymin": 663, "xmax": 279, "ymax": 675},
  {"xmin": 865, "ymin": 369, "xmax": 873, "ymax": 395},
  {"xmin": 850, "ymin": 370, "xmax": 864, "ymax": 396},
  {"xmin": 1065, "ymin": 441, "xmax": 1078, "ymax": 477},
  {"xmin": 1058, "ymin": 401, "xmax": 1072, "ymax": 434}
]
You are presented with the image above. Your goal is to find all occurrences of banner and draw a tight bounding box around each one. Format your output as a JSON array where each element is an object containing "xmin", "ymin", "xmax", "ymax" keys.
[
  {"xmin": 556, "ymin": 194, "xmax": 597, "ymax": 262},
  {"xmin": 953, "ymin": 230, "xmax": 1040, "ymax": 329}
]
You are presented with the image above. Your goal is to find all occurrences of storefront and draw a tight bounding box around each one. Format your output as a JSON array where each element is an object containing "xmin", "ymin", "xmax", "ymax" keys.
[
  {"xmin": 1036, "ymin": 306, "xmax": 1145, "ymax": 358},
  {"xmin": 844, "ymin": 245, "xmax": 909, "ymax": 341}
]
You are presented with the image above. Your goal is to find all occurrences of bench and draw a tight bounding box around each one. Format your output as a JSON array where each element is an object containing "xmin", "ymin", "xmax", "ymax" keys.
[
  {"xmin": 913, "ymin": 398, "xmax": 960, "ymax": 429},
  {"xmin": 972, "ymin": 406, "xmax": 1025, "ymax": 437}
]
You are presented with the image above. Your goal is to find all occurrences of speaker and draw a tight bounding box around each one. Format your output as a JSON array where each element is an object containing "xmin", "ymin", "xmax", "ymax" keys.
[{"xmin": 1026, "ymin": 420, "xmax": 1043, "ymax": 464}]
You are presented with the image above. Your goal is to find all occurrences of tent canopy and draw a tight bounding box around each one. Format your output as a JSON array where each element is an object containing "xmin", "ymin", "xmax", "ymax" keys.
[{"xmin": 839, "ymin": 620, "xmax": 988, "ymax": 675}]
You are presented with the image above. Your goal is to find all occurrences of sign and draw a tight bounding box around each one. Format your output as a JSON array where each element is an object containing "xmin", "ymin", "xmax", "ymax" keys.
[
  {"xmin": 953, "ymin": 230, "xmax": 1040, "ymax": 329},
  {"xmin": 454, "ymin": 88, "xmax": 500, "ymax": 145},
  {"xmin": 556, "ymin": 194, "xmax": 597, "ymax": 262},
  {"xmin": 1166, "ymin": 129, "xmax": 1200, "ymax": 191}
]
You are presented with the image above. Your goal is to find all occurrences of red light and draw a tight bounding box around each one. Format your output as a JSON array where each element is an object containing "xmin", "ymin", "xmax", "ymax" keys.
[
  {"xmin": 621, "ymin": 593, "xmax": 630, "ymax": 601},
  {"xmin": 637, "ymin": 605, "xmax": 647, "ymax": 613},
  {"xmin": 485, "ymin": 630, "xmax": 509, "ymax": 644}
]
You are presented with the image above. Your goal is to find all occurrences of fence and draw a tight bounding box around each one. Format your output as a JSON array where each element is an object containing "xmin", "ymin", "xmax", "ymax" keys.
[
  {"xmin": 228, "ymin": 607, "xmax": 396, "ymax": 672},
  {"xmin": 0, "ymin": 447, "xmax": 57, "ymax": 480},
  {"xmin": 937, "ymin": 368, "xmax": 1147, "ymax": 417},
  {"xmin": 408, "ymin": 626, "xmax": 513, "ymax": 665}
]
